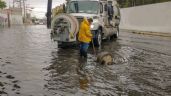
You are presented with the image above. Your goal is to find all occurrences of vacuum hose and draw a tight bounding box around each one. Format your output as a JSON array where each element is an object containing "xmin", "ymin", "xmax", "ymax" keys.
[{"xmin": 51, "ymin": 14, "xmax": 79, "ymax": 42}]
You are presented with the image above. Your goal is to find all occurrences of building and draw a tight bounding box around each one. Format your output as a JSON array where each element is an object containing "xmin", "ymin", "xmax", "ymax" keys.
[{"xmin": 0, "ymin": 8, "xmax": 23, "ymax": 26}]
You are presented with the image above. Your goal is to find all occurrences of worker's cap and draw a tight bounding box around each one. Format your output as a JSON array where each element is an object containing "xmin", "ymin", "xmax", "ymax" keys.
[{"xmin": 87, "ymin": 17, "xmax": 93, "ymax": 23}]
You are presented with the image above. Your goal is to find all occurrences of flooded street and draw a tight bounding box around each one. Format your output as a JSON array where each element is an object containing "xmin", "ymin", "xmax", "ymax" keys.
[{"xmin": 0, "ymin": 25, "xmax": 171, "ymax": 96}]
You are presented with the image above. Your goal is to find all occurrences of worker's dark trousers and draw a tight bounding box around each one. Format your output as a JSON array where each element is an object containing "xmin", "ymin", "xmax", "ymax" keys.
[{"xmin": 80, "ymin": 42, "xmax": 89, "ymax": 58}]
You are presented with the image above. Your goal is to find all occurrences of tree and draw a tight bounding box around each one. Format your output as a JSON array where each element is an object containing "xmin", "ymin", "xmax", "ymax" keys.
[
  {"xmin": 31, "ymin": 16, "xmax": 38, "ymax": 23},
  {"xmin": 117, "ymin": 0, "xmax": 171, "ymax": 8},
  {"xmin": 0, "ymin": 0, "xmax": 6, "ymax": 9}
]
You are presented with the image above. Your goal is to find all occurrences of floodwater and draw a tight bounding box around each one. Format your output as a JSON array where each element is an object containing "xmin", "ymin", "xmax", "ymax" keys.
[{"xmin": 0, "ymin": 25, "xmax": 171, "ymax": 96}]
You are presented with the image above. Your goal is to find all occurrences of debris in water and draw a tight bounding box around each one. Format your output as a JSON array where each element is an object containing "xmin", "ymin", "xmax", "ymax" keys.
[
  {"xmin": 0, "ymin": 91, "xmax": 7, "ymax": 94},
  {"xmin": 5, "ymin": 61, "xmax": 11, "ymax": 64},
  {"xmin": 12, "ymin": 80, "xmax": 19, "ymax": 83},
  {"xmin": 6, "ymin": 75, "xmax": 15, "ymax": 79},
  {"xmin": 0, "ymin": 82, "xmax": 4, "ymax": 87},
  {"xmin": 13, "ymin": 84, "xmax": 21, "ymax": 89}
]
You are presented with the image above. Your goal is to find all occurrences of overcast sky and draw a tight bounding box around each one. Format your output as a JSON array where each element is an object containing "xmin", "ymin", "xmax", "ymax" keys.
[{"xmin": 6, "ymin": 0, "xmax": 66, "ymax": 18}]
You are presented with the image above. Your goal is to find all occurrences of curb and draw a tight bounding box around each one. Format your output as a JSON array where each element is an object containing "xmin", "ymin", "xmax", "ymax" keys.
[{"xmin": 121, "ymin": 29, "xmax": 171, "ymax": 37}]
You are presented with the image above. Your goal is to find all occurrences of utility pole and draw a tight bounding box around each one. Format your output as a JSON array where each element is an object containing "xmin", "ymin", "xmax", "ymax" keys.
[
  {"xmin": 47, "ymin": 0, "xmax": 52, "ymax": 29},
  {"xmin": 7, "ymin": 11, "xmax": 11, "ymax": 28},
  {"xmin": 7, "ymin": 0, "xmax": 11, "ymax": 28},
  {"xmin": 19, "ymin": 0, "xmax": 22, "ymax": 8},
  {"xmin": 23, "ymin": 0, "xmax": 26, "ymax": 23},
  {"xmin": 19, "ymin": 0, "xmax": 26, "ymax": 23},
  {"xmin": 13, "ymin": 0, "xmax": 14, "ymax": 8}
]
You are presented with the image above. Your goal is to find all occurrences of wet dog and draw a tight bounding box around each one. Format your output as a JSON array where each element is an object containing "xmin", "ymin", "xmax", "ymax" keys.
[{"xmin": 96, "ymin": 52, "xmax": 113, "ymax": 65}]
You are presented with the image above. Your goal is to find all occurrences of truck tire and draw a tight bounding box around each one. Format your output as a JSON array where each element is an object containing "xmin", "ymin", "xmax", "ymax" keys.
[
  {"xmin": 94, "ymin": 29, "xmax": 102, "ymax": 47},
  {"xmin": 110, "ymin": 27, "xmax": 119, "ymax": 40},
  {"xmin": 114, "ymin": 27, "xmax": 119, "ymax": 38}
]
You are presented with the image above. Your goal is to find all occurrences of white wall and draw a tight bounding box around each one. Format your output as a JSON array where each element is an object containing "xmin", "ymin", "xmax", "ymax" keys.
[
  {"xmin": 10, "ymin": 15, "xmax": 23, "ymax": 25},
  {"xmin": 120, "ymin": 2, "xmax": 171, "ymax": 33}
]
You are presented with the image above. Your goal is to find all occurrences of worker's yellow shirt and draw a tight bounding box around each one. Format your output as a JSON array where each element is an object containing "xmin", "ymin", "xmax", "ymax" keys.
[{"xmin": 78, "ymin": 18, "xmax": 92, "ymax": 43}]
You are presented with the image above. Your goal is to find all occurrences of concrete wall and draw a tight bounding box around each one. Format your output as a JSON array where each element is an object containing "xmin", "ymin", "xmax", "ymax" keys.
[
  {"xmin": 10, "ymin": 15, "xmax": 23, "ymax": 25},
  {"xmin": 120, "ymin": 2, "xmax": 171, "ymax": 33}
]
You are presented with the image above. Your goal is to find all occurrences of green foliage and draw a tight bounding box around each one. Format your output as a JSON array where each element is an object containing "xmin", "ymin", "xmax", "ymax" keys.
[
  {"xmin": 31, "ymin": 16, "xmax": 38, "ymax": 23},
  {"xmin": 117, "ymin": 0, "xmax": 171, "ymax": 8},
  {"xmin": 0, "ymin": 0, "xmax": 6, "ymax": 9},
  {"xmin": 54, "ymin": 8, "xmax": 63, "ymax": 16}
]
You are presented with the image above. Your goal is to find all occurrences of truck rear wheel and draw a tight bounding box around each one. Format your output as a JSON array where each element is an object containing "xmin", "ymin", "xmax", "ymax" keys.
[
  {"xmin": 114, "ymin": 27, "xmax": 119, "ymax": 38},
  {"xmin": 110, "ymin": 27, "xmax": 119, "ymax": 40}
]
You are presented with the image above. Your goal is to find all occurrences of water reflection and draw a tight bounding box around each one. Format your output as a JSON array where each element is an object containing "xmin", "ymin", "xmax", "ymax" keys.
[
  {"xmin": 43, "ymin": 36, "xmax": 171, "ymax": 96},
  {"xmin": 1, "ymin": 26, "xmax": 170, "ymax": 96},
  {"xmin": 44, "ymin": 47, "xmax": 94, "ymax": 94},
  {"xmin": 43, "ymin": 39, "xmax": 126, "ymax": 95}
]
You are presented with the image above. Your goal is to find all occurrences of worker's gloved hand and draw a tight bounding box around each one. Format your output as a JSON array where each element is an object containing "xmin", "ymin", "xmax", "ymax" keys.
[{"xmin": 70, "ymin": 32, "xmax": 74, "ymax": 39}]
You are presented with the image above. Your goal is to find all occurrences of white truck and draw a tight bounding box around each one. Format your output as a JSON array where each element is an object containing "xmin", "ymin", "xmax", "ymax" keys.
[{"xmin": 51, "ymin": 0, "xmax": 121, "ymax": 47}]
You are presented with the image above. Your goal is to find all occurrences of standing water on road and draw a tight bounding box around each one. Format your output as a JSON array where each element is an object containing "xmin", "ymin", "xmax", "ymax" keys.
[{"xmin": 0, "ymin": 25, "xmax": 171, "ymax": 96}]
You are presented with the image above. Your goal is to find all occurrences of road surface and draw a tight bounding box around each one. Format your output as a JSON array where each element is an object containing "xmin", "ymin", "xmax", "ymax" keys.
[{"xmin": 0, "ymin": 25, "xmax": 171, "ymax": 96}]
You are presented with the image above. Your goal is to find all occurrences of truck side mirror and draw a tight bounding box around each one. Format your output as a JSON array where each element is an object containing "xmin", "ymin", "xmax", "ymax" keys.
[
  {"xmin": 63, "ymin": 4, "xmax": 66, "ymax": 13},
  {"xmin": 100, "ymin": 3, "xmax": 103, "ymax": 13}
]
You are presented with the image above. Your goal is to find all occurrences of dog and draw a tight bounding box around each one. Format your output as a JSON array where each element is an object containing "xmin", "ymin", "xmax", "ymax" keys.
[{"xmin": 96, "ymin": 52, "xmax": 113, "ymax": 65}]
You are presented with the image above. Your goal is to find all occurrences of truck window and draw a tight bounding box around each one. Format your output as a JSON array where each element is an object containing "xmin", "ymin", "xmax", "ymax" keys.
[{"xmin": 67, "ymin": 1, "xmax": 99, "ymax": 14}]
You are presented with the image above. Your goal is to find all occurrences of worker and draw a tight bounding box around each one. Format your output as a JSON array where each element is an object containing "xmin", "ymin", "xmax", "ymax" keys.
[
  {"xmin": 107, "ymin": 1, "xmax": 114, "ymax": 25},
  {"xmin": 78, "ymin": 17, "xmax": 93, "ymax": 58}
]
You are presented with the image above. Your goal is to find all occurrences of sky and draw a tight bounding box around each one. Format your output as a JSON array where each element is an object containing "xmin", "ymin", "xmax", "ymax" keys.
[{"xmin": 5, "ymin": 0, "xmax": 66, "ymax": 18}]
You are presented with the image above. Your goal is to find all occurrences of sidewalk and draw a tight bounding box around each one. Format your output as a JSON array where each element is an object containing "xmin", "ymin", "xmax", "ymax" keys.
[{"xmin": 121, "ymin": 29, "xmax": 171, "ymax": 37}]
